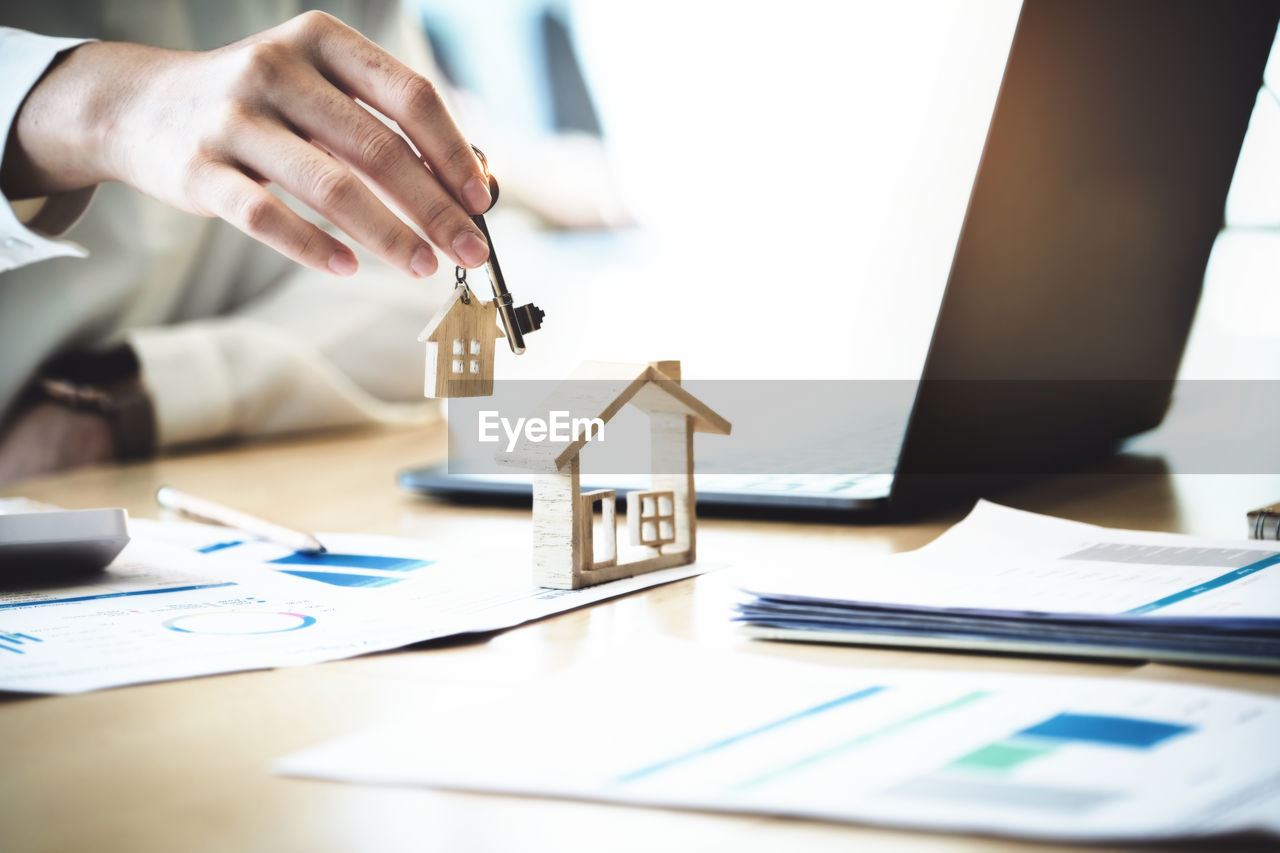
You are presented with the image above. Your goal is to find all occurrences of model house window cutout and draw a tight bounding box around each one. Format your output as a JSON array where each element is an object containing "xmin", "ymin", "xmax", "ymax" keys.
[
  {"xmin": 449, "ymin": 338, "xmax": 483, "ymax": 374},
  {"xmin": 629, "ymin": 490, "xmax": 676, "ymax": 548}
]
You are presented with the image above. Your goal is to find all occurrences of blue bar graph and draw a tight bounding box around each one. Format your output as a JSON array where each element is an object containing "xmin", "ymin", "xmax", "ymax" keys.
[
  {"xmin": 271, "ymin": 553, "xmax": 433, "ymax": 572},
  {"xmin": 276, "ymin": 570, "xmax": 404, "ymax": 588},
  {"xmin": 197, "ymin": 540, "xmax": 245, "ymax": 554},
  {"xmin": 1017, "ymin": 713, "xmax": 1192, "ymax": 748},
  {"xmin": 0, "ymin": 631, "xmax": 42, "ymax": 654}
]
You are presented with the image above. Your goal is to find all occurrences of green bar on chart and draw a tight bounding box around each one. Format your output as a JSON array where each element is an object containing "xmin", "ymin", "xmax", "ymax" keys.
[{"xmin": 949, "ymin": 740, "xmax": 1056, "ymax": 773}]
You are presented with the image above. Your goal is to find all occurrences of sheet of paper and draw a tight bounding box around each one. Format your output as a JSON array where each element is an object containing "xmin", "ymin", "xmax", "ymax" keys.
[
  {"xmin": 278, "ymin": 644, "xmax": 1280, "ymax": 842},
  {"xmin": 742, "ymin": 501, "xmax": 1280, "ymax": 622},
  {"xmin": 0, "ymin": 519, "xmax": 707, "ymax": 693}
]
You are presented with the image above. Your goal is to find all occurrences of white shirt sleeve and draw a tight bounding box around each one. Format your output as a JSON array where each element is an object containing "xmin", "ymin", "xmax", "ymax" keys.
[
  {"xmin": 0, "ymin": 10, "xmax": 444, "ymax": 446},
  {"xmin": 0, "ymin": 27, "xmax": 96, "ymax": 272},
  {"xmin": 125, "ymin": 236, "xmax": 444, "ymax": 449}
]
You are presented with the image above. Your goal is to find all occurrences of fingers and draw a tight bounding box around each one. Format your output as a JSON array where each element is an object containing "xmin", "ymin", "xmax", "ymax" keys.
[
  {"xmin": 180, "ymin": 13, "xmax": 495, "ymax": 277},
  {"xmin": 281, "ymin": 65, "xmax": 489, "ymax": 269},
  {"xmin": 284, "ymin": 12, "xmax": 493, "ymax": 215},
  {"xmin": 229, "ymin": 123, "xmax": 447, "ymax": 278},
  {"xmin": 197, "ymin": 164, "xmax": 361, "ymax": 276}
]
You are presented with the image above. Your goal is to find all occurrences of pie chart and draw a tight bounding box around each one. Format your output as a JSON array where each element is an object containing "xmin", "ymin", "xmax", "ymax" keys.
[{"xmin": 163, "ymin": 610, "xmax": 317, "ymax": 635}]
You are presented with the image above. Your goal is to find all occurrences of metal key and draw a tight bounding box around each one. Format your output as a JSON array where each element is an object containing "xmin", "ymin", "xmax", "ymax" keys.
[{"xmin": 466, "ymin": 146, "xmax": 544, "ymax": 355}]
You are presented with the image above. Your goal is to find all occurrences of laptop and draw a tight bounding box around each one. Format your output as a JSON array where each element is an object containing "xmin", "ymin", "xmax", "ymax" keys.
[{"xmin": 401, "ymin": 0, "xmax": 1279, "ymax": 516}]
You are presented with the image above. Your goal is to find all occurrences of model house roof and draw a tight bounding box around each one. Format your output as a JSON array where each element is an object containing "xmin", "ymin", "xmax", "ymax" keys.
[
  {"xmin": 417, "ymin": 288, "xmax": 505, "ymax": 343},
  {"xmin": 501, "ymin": 361, "xmax": 731, "ymax": 472}
]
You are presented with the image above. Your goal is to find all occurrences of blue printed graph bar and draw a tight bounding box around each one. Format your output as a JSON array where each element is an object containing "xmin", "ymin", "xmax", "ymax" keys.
[
  {"xmin": 0, "ymin": 583, "xmax": 237, "ymax": 611},
  {"xmin": 736, "ymin": 690, "xmax": 989, "ymax": 790},
  {"xmin": 1016, "ymin": 713, "xmax": 1191, "ymax": 748},
  {"xmin": 0, "ymin": 631, "xmax": 41, "ymax": 654},
  {"xmin": 1125, "ymin": 553, "xmax": 1280, "ymax": 614},
  {"xmin": 197, "ymin": 540, "xmax": 434, "ymax": 573},
  {"xmin": 616, "ymin": 686, "xmax": 886, "ymax": 784},
  {"xmin": 197, "ymin": 540, "xmax": 244, "ymax": 554},
  {"xmin": 270, "ymin": 553, "xmax": 433, "ymax": 572},
  {"xmin": 276, "ymin": 570, "xmax": 403, "ymax": 588}
]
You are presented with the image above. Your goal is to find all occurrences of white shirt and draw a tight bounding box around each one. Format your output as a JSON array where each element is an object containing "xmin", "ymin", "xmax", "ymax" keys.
[{"xmin": 0, "ymin": 1, "xmax": 445, "ymax": 448}]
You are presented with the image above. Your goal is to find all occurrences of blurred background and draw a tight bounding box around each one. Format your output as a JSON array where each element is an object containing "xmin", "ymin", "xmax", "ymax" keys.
[
  {"xmin": 3, "ymin": 0, "xmax": 1276, "ymax": 486},
  {"xmin": 414, "ymin": 0, "xmax": 1280, "ymax": 383}
]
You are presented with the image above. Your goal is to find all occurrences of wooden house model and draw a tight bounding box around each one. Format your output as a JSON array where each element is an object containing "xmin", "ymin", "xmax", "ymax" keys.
[
  {"xmin": 417, "ymin": 288, "xmax": 505, "ymax": 398},
  {"xmin": 500, "ymin": 360, "xmax": 731, "ymax": 589}
]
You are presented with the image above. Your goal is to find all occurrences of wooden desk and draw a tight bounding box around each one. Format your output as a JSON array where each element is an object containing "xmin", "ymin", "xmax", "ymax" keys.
[{"xmin": 3, "ymin": 424, "xmax": 1278, "ymax": 853}]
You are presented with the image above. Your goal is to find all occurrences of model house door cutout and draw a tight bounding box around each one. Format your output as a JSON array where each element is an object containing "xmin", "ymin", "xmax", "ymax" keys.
[{"xmin": 580, "ymin": 490, "xmax": 617, "ymax": 571}]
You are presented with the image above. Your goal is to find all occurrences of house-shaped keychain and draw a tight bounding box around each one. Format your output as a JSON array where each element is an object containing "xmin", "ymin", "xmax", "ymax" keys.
[
  {"xmin": 418, "ymin": 146, "xmax": 543, "ymax": 398},
  {"xmin": 417, "ymin": 286, "xmax": 505, "ymax": 398}
]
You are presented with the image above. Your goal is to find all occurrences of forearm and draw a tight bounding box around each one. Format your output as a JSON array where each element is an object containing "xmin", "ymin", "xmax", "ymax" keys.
[
  {"xmin": 0, "ymin": 28, "xmax": 104, "ymax": 270},
  {"xmin": 2, "ymin": 13, "xmax": 492, "ymax": 279},
  {"xmin": 127, "ymin": 316, "xmax": 432, "ymax": 448},
  {"xmin": 0, "ymin": 40, "xmax": 130, "ymax": 199}
]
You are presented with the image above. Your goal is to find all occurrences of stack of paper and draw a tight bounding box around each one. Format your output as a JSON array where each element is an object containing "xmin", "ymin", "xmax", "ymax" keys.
[{"xmin": 736, "ymin": 502, "xmax": 1280, "ymax": 667}]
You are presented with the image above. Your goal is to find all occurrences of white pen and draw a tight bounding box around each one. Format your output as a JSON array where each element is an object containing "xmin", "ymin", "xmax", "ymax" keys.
[{"xmin": 155, "ymin": 486, "xmax": 327, "ymax": 554}]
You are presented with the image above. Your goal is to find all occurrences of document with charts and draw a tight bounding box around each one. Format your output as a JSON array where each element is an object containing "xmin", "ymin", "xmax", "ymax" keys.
[
  {"xmin": 278, "ymin": 645, "xmax": 1280, "ymax": 842},
  {"xmin": 736, "ymin": 501, "xmax": 1280, "ymax": 667},
  {"xmin": 0, "ymin": 517, "xmax": 704, "ymax": 694}
]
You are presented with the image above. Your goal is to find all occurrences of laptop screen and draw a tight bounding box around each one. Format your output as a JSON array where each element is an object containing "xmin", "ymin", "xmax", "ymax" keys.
[{"xmin": 896, "ymin": 0, "xmax": 1280, "ymax": 481}]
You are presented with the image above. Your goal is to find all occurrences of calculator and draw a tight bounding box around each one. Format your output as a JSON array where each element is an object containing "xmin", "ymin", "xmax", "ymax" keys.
[{"xmin": 0, "ymin": 508, "xmax": 130, "ymax": 579}]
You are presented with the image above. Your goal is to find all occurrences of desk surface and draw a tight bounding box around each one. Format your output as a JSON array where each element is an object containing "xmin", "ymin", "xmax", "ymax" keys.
[{"xmin": 3, "ymin": 425, "xmax": 1279, "ymax": 853}]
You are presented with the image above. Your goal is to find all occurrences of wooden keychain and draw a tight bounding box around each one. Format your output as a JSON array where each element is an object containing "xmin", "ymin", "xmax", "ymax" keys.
[{"xmin": 417, "ymin": 146, "xmax": 545, "ymax": 398}]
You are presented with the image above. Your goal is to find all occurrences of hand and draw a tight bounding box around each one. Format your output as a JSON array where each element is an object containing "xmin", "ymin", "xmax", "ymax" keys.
[
  {"xmin": 0, "ymin": 403, "xmax": 116, "ymax": 486},
  {"xmin": 0, "ymin": 12, "xmax": 492, "ymax": 278}
]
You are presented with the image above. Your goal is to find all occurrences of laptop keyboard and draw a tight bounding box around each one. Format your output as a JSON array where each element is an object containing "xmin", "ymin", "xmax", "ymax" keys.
[{"xmin": 698, "ymin": 473, "xmax": 894, "ymax": 499}]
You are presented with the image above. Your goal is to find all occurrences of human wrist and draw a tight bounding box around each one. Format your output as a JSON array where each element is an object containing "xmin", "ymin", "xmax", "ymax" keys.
[
  {"xmin": 2, "ymin": 41, "xmax": 143, "ymax": 198},
  {"xmin": 36, "ymin": 343, "xmax": 157, "ymax": 461},
  {"xmin": 72, "ymin": 41, "xmax": 179, "ymax": 191}
]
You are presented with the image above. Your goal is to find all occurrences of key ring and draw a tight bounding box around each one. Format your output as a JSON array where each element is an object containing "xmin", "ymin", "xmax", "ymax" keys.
[
  {"xmin": 454, "ymin": 265, "xmax": 472, "ymax": 304},
  {"xmin": 471, "ymin": 146, "xmax": 499, "ymax": 207}
]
